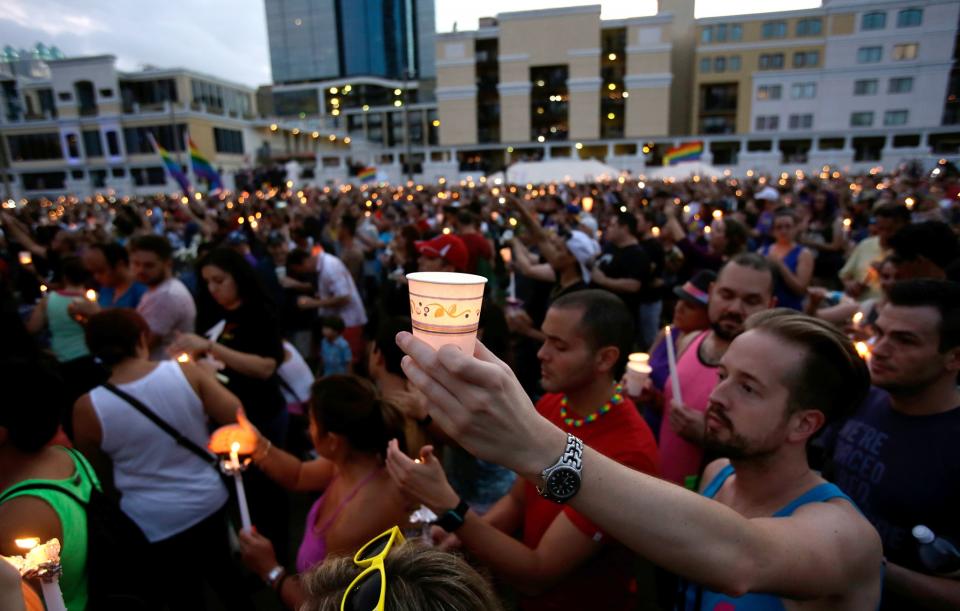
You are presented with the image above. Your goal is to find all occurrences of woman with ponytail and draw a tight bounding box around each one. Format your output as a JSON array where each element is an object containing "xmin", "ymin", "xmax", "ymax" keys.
[
  {"xmin": 224, "ymin": 375, "xmax": 412, "ymax": 609},
  {"xmin": 71, "ymin": 308, "xmax": 254, "ymax": 610}
]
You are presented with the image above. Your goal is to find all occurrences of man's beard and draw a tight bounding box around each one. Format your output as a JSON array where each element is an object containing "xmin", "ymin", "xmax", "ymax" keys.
[
  {"xmin": 703, "ymin": 407, "xmax": 783, "ymax": 461},
  {"xmin": 711, "ymin": 314, "xmax": 745, "ymax": 341}
]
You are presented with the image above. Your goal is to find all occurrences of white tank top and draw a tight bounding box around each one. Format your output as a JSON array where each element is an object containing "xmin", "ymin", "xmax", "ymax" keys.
[
  {"xmin": 89, "ymin": 361, "xmax": 228, "ymax": 542},
  {"xmin": 278, "ymin": 340, "xmax": 314, "ymax": 404}
]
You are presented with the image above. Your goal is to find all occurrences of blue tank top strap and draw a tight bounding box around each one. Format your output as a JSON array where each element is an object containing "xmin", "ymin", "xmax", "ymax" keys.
[
  {"xmin": 701, "ymin": 464, "xmax": 735, "ymax": 499},
  {"xmin": 773, "ymin": 482, "xmax": 852, "ymax": 517}
]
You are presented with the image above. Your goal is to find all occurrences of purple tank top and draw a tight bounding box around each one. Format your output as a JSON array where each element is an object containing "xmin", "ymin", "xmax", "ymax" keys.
[{"xmin": 296, "ymin": 468, "xmax": 381, "ymax": 573}]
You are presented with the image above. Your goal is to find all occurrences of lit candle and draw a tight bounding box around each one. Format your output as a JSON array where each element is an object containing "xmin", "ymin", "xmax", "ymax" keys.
[
  {"xmin": 852, "ymin": 311, "xmax": 864, "ymax": 331},
  {"xmin": 625, "ymin": 362, "xmax": 652, "ymax": 396},
  {"xmin": 855, "ymin": 341, "xmax": 871, "ymax": 361},
  {"xmin": 176, "ymin": 353, "xmax": 191, "ymax": 364},
  {"xmin": 842, "ymin": 218, "xmax": 852, "ymax": 240},
  {"xmin": 581, "ymin": 197, "xmax": 593, "ymax": 212},
  {"xmin": 40, "ymin": 284, "xmax": 48, "ymax": 294},
  {"xmin": 85, "ymin": 289, "xmax": 97, "ymax": 302},
  {"xmin": 664, "ymin": 325, "xmax": 683, "ymax": 405},
  {"xmin": 651, "ymin": 227, "xmax": 661, "ymax": 238},
  {"xmin": 712, "ymin": 209, "xmax": 723, "ymax": 221},
  {"xmin": 628, "ymin": 352, "xmax": 649, "ymax": 364},
  {"xmin": 8, "ymin": 537, "xmax": 67, "ymax": 611},
  {"xmin": 228, "ymin": 441, "xmax": 252, "ymax": 532},
  {"xmin": 18, "ymin": 251, "xmax": 32, "ymax": 266},
  {"xmin": 500, "ymin": 247, "xmax": 516, "ymax": 300}
]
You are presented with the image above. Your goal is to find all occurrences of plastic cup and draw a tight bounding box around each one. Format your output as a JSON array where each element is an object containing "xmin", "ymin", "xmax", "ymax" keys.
[
  {"xmin": 625, "ymin": 362, "xmax": 652, "ymax": 397},
  {"xmin": 407, "ymin": 272, "xmax": 488, "ymax": 353}
]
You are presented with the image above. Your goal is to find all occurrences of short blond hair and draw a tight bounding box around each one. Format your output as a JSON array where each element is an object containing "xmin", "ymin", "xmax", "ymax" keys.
[{"xmin": 300, "ymin": 540, "xmax": 503, "ymax": 611}]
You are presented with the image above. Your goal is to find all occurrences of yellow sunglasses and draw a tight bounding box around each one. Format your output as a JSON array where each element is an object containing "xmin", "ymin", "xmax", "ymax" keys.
[{"xmin": 340, "ymin": 526, "xmax": 405, "ymax": 611}]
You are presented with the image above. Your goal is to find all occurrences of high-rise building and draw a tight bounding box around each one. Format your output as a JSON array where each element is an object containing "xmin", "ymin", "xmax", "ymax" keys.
[{"xmin": 265, "ymin": 0, "xmax": 435, "ymax": 84}]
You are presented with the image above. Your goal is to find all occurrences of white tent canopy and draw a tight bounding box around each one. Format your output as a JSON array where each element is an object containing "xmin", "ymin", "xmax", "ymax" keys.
[
  {"xmin": 644, "ymin": 161, "xmax": 723, "ymax": 180},
  {"xmin": 493, "ymin": 159, "xmax": 622, "ymax": 184}
]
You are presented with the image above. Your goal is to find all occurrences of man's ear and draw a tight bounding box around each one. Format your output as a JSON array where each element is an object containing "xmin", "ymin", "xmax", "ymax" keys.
[
  {"xmin": 595, "ymin": 345, "xmax": 621, "ymax": 375},
  {"xmin": 944, "ymin": 346, "xmax": 960, "ymax": 374},
  {"xmin": 788, "ymin": 409, "xmax": 826, "ymax": 444}
]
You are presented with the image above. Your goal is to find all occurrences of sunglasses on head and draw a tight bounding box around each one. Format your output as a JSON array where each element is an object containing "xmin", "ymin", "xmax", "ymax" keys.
[{"xmin": 340, "ymin": 526, "xmax": 405, "ymax": 611}]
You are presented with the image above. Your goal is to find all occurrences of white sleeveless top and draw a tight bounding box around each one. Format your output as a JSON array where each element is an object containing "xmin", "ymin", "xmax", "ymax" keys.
[
  {"xmin": 278, "ymin": 340, "xmax": 314, "ymax": 404},
  {"xmin": 89, "ymin": 361, "xmax": 228, "ymax": 542}
]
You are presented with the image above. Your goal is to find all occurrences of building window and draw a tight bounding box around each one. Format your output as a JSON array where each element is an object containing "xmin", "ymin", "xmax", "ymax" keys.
[
  {"xmin": 897, "ymin": 8, "xmax": 922, "ymax": 27},
  {"xmin": 755, "ymin": 115, "xmax": 780, "ymax": 131},
  {"xmin": 21, "ymin": 172, "xmax": 66, "ymax": 191},
  {"xmin": 792, "ymin": 51, "xmax": 820, "ymax": 68},
  {"xmin": 6, "ymin": 133, "xmax": 63, "ymax": 161},
  {"xmin": 857, "ymin": 46, "xmax": 883, "ymax": 63},
  {"xmin": 850, "ymin": 111, "xmax": 874, "ymax": 127},
  {"xmin": 893, "ymin": 43, "xmax": 918, "ymax": 61},
  {"xmin": 98, "ymin": 88, "xmax": 114, "ymax": 99},
  {"xmin": 759, "ymin": 54, "xmax": 785, "ymax": 70},
  {"xmin": 731, "ymin": 24, "xmax": 742, "ymax": 40},
  {"xmin": 796, "ymin": 18, "xmax": 822, "ymax": 36},
  {"xmin": 701, "ymin": 28, "xmax": 712, "ymax": 43},
  {"xmin": 530, "ymin": 65, "xmax": 568, "ymax": 142},
  {"xmin": 729, "ymin": 56, "xmax": 741, "ymax": 71},
  {"xmin": 702, "ymin": 24, "xmax": 741, "ymax": 43},
  {"xmin": 82, "ymin": 130, "xmax": 103, "ymax": 157},
  {"xmin": 213, "ymin": 127, "xmax": 244, "ymax": 154},
  {"xmin": 888, "ymin": 77, "xmax": 914, "ymax": 93},
  {"xmin": 57, "ymin": 92, "xmax": 72, "ymax": 102},
  {"xmin": 65, "ymin": 133, "xmax": 80, "ymax": 158},
  {"xmin": 757, "ymin": 85, "xmax": 782, "ymax": 100},
  {"xmin": 111, "ymin": 167, "xmax": 125, "ymax": 178},
  {"xmin": 862, "ymin": 12, "xmax": 886, "ymax": 30},
  {"xmin": 698, "ymin": 83, "xmax": 738, "ymax": 134},
  {"xmin": 700, "ymin": 58, "xmax": 712, "ymax": 73},
  {"xmin": 105, "ymin": 131, "xmax": 120, "ymax": 156},
  {"xmin": 123, "ymin": 124, "xmax": 187, "ymax": 154},
  {"xmin": 762, "ymin": 21, "xmax": 787, "ymax": 39},
  {"xmin": 791, "ymin": 82, "xmax": 817, "ymax": 99},
  {"xmin": 854, "ymin": 79, "xmax": 879, "ymax": 95},
  {"xmin": 788, "ymin": 114, "xmax": 813, "ymax": 129},
  {"xmin": 714, "ymin": 57, "xmax": 726, "ymax": 72},
  {"xmin": 884, "ymin": 110, "xmax": 909, "ymax": 125},
  {"xmin": 130, "ymin": 167, "xmax": 167, "ymax": 187}
]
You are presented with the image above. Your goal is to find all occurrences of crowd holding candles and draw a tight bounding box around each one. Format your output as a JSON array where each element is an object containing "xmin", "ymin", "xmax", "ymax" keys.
[{"xmin": 0, "ymin": 158, "xmax": 959, "ymax": 610}]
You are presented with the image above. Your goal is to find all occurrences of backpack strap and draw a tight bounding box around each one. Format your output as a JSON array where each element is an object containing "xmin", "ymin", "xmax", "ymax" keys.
[{"xmin": 102, "ymin": 382, "xmax": 217, "ymax": 467}]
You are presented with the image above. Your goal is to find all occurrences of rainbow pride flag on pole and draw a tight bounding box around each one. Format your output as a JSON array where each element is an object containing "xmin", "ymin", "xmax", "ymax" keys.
[
  {"xmin": 147, "ymin": 133, "xmax": 191, "ymax": 194},
  {"xmin": 186, "ymin": 135, "xmax": 223, "ymax": 192},
  {"xmin": 663, "ymin": 141, "xmax": 704, "ymax": 166},
  {"xmin": 357, "ymin": 166, "xmax": 377, "ymax": 182}
]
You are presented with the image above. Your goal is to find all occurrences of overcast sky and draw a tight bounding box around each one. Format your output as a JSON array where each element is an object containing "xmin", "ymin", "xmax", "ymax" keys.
[{"xmin": 0, "ymin": 0, "xmax": 820, "ymax": 89}]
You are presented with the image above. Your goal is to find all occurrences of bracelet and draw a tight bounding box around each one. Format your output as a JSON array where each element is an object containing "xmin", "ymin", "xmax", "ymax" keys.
[{"xmin": 253, "ymin": 439, "xmax": 272, "ymax": 463}]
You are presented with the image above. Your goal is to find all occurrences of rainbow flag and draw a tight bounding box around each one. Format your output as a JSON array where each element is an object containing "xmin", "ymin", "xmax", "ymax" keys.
[
  {"xmin": 147, "ymin": 133, "xmax": 191, "ymax": 194},
  {"xmin": 663, "ymin": 141, "xmax": 704, "ymax": 166},
  {"xmin": 357, "ymin": 166, "xmax": 377, "ymax": 182},
  {"xmin": 186, "ymin": 135, "xmax": 223, "ymax": 192}
]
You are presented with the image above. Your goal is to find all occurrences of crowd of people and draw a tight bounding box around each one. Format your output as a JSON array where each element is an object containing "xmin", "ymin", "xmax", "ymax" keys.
[{"xmin": 0, "ymin": 158, "xmax": 958, "ymax": 610}]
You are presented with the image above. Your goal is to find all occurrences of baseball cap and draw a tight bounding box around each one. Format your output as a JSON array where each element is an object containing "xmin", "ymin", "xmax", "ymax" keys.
[
  {"xmin": 673, "ymin": 270, "xmax": 716, "ymax": 306},
  {"xmin": 414, "ymin": 234, "xmax": 469, "ymax": 272},
  {"xmin": 565, "ymin": 229, "xmax": 601, "ymax": 284},
  {"xmin": 755, "ymin": 186, "xmax": 780, "ymax": 202}
]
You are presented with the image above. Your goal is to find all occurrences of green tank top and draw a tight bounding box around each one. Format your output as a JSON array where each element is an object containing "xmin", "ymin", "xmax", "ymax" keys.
[
  {"xmin": 0, "ymin": 447, "xmax": 98, "ymax": 611},
  {"xmin": 46, "ymin": 292, "xmax": 90, "ymax": 362}
]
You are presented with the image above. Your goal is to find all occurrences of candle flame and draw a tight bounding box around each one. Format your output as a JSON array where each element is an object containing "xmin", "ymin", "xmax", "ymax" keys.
[
  {"xmin": 40, "ymin": 284, "xmax": 48, "ymax": 293},
  {"xmin": 231, "ymin": 441, "xmax": 240, "ymax": 454},
  {"xmin": 15, "ymin": 538, "xmax": 39, "ymax": 550},
  {"xmin": 712, "ymin": 210, "xmax": 723, "ymax": 220},
  {"xmin": 855, "ymin": 341, "xmax": 871, "ymax": 360},
  {"xmin": 852, "ymin": 312, "xmax": 863, "ymax": 325},
  {"xmin": 651, "ymin": 227, "xmax": 661, "ymax": 238},
  {"xmin": 85, "ymin": 289, "xmax": 97, "ymax": 302},
  {"xmin": 843, "ymin": 218, "xmax": 852, "ymax": 228},
  {"xmin": 628, "ymin": 352, "xmax": 650, "ymax": 363},
  {"xmin": 18, "ymin": 252, "xmax": 32, "ymax": 265},
  {"xmin": 177, "ymin": 353, "xmax": 191, "ymax": 363},
  {"xmin": 581, "ymin": 197, "xmax": 593, "ymax": 212}
]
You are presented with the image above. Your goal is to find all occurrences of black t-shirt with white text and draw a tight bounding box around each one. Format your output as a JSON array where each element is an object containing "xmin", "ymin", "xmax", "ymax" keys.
[{"xmin": 593, "ymin": 243, "xmax": 650, "ymax": 316}]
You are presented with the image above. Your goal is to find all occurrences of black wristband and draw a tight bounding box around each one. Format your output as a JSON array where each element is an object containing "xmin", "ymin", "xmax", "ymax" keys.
[{"xmin": 434, "ymin": 499, "xmax": 469, "ymax": 532}]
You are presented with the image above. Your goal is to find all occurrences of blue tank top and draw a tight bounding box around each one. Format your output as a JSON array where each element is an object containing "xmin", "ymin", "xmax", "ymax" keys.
[
  {"xmin": 760, "ymin": 244, "xmax": 804, "ymax": 311},
  {"xmin": 682, "ymin": 464, "xmax": 854, "ymax": 611}
]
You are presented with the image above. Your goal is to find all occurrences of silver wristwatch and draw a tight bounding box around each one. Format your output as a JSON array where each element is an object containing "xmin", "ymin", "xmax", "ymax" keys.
[{"xmin": 536, "ymin": 433, "xmax": 584, "ymax": 503}]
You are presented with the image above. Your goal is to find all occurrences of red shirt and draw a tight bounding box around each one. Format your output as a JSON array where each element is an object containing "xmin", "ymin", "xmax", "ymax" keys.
[
  {"xmin": 521, "ymin": 392, "xmax": 660, "ymax": 611},
  {"xmin": 458, "ymin": 232, "xmax": 493, "ymax": 274}
]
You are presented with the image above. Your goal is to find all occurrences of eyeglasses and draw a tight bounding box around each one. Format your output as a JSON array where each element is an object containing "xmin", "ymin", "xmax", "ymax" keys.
[{"xmin": 340, "ymin": 526, "xmax": 405, "ymax": 611}]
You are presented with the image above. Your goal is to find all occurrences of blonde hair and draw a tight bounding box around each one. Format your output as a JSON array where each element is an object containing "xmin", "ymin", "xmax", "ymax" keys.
[{"xmin": 300, "ymin": 540, "xmax": 503, "ymax": 611}]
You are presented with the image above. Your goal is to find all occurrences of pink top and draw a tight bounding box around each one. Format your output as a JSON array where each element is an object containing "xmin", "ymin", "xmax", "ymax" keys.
[
  {"xmin": 296, "ymin": 467, "xmax": 381, "ymax": 573},
  {"xmin": 659, "ymin": 331, "xmax": 719, "ymax": 486}
]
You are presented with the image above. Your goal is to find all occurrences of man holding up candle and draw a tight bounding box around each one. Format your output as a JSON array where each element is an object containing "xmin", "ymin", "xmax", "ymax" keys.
[
  {"xmin": 661, "ymin": 253, "xmax": 776, "ymax": 487},
  {"xmin": 393, "ymin": 308, "xmax": 883, "ymax": 609},
  {"xmin": 822, "ymin": 279, "xmax": 960, "ymax": 610},
  {"xmin": 386, "ymin": 290, "xmax": 659, "ymax": 611}
]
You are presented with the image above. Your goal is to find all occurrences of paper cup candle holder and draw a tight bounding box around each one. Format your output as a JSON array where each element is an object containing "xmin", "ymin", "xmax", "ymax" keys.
[{"xmin": 406, "ymin": 272, "xmax": 488, "ymax": 353}]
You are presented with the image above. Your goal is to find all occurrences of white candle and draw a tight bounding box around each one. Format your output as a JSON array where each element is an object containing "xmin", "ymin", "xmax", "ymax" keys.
[
  {"xmin": 230, "ymin": 442, "xmax": 252, "ymax": 532},
  {"xmin": 40, "ymin": 576, "xmax": 67, "ymax": 611},
  {"xmin": 665, "ymin": 325, "xmax": 683, "ymax": 405}
]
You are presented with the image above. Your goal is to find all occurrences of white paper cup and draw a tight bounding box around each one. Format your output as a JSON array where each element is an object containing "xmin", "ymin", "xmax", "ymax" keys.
[
  {"xmin": 628, "ymin": 352, "xmax": 650, "ymax": 364},
  {"xmin": 407, "ymin": 272, "xmax": 488, "ymax": 353},
  {"xmin": 625, "ymin": 362, "xmax": 652, "ymax": 396}
]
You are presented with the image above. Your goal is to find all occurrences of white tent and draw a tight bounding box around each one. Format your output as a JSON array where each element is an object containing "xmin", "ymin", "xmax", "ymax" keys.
[
  {"xmin": 496, "ymin": 159, "xmax": 622, "ymax": 184},
  {"xmin": 645, "ymin": 161, "xmax": 723, "ymax": 180}
]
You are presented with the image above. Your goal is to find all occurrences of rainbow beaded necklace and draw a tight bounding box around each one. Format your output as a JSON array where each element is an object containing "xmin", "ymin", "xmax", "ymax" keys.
[{"xmin": 559, "ymin": 384, "xmax": 624, "ymax": 428}]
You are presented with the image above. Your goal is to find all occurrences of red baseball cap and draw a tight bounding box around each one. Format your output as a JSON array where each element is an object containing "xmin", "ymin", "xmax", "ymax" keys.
[{"xmin": 415, "ymin": 234, "xmax": 469, "ymax": 272}]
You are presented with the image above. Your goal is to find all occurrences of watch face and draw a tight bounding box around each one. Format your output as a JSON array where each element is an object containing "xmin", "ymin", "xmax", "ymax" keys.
[{"xmin": 547, "ymin": 467, "xmax": 581, "ymax": 500}]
